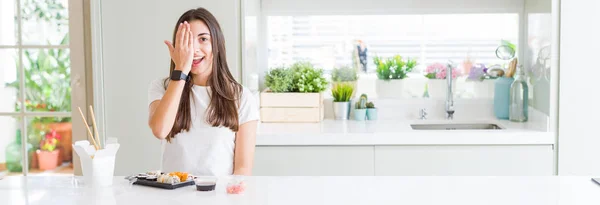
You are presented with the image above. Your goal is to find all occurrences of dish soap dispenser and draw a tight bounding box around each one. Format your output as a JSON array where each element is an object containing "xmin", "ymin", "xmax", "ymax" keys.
[{"xmin": 509, "ymin": 65, "xmax": 529, "ymax": 122}]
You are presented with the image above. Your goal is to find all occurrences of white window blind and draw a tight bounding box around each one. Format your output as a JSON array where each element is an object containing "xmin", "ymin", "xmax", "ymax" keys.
[
  {"xmin": 262, "ymin": 0, "xmax": 524, "ymax": 15},
  {"xmin": 267, "ymin": 14, "xmax": 519, "ymax": 73}
]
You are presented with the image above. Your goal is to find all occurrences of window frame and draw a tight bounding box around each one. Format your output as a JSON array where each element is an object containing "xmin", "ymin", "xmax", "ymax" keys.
[{"xmin": 0, "ymin": 0, "xmax": 89, "ymax": 176}]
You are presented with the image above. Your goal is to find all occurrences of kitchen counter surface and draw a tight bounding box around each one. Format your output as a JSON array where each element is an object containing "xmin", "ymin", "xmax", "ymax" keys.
[
  {"xmin": 256, "ymin": 118, "xmax": 553, "ymax": 146},
  {"xmin": 1, "ymin": 176, "xmax": 598, "ymax": 205}
]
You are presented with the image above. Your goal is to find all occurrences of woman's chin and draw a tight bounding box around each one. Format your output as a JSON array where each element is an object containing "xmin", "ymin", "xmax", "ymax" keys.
[{"xmin": 190, "ymin": 66, "xmax": 209, "ymax": 75}]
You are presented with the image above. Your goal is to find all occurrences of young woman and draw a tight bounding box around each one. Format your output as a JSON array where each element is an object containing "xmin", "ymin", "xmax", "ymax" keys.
[{"xmin": 147, "ymin": 8, "xmax": 259, "ymax": 176}]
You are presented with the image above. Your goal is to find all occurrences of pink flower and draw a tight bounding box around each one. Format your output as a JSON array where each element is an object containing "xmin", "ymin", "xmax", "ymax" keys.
[
  {"xmin": 426, "ymin": 63, "xmax": 445, "ymax": 74},
  {"xmin": 426, "ymin": 62, "xmax": 461, "ymax": 79},
  {"xmin": 436, "ymin": 69, "xmax": 446, "ymax": 79},
  {"xmin": 434, "ymin": 66, "xmax": 461, "ymax": 79}
]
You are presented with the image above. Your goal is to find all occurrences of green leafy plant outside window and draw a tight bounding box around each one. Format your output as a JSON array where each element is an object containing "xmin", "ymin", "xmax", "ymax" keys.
[
  {"xmin": 331, "ymin": 66, "xmax": 358, "ymax": 82},
  {"xmin": 6, "ymin": 34, "xmax": 71, "ymax": 123},
  {"xmin": 5, "ymin": 0, "xmax": 71, "ymax": 124},
  {"xmin": 374, "ymin": 55, "xmax": 416, "ymax": 80}
]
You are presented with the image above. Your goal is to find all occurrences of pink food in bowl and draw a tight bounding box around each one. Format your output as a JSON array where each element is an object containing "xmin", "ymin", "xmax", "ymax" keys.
[{"xmin": 226, "ymin": 181, "xmax": 246, "ymax": 194}]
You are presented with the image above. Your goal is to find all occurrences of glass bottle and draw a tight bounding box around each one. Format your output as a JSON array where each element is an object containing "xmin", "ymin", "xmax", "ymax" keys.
[
  {"xmin": 5, "ymin": 129, "xmax": 33, "ymax": 172},
  {"xmin": 509, "ymin": 65, "xmax": 529, "ymax": 122}
]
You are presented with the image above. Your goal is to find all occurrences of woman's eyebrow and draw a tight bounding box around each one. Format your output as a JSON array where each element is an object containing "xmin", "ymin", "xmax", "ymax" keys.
[{"xmin": 198, "ymin": 33, "xmax": 210, "ymax": 36}]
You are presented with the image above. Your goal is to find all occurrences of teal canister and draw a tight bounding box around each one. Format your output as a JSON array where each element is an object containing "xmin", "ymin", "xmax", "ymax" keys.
[{"xmin": 494, "ymin": 77, "xmax": 514, "ymax": 119}]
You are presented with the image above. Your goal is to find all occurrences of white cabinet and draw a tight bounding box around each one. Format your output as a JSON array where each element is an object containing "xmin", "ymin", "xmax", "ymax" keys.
[
  {"xmin": 253, "ymin": 145, "xmax": 554, "ymax": 176},
  {"xmin": 253, "ymin": 146, "xmax": 374, "ymax": 176},
  {"xmin": 374, "ymin": 145, "xmax": 554, "ymax": 176}
]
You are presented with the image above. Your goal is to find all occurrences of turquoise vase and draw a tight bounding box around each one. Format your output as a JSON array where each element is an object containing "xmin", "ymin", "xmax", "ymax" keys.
[
  {"xmin": 366, "ymin": 108, "xmax": 378, "ymax": 120},
  {"xmin": 494, "ymin": 77, "xmax": 515, "ymax": 119},
  {"xmin": 354, "ymin": 109, "xmax": 367, "ymax": 121}
]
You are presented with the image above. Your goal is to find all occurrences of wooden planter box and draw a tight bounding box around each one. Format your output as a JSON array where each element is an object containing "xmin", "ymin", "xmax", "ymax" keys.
[{"xmin": 260, "ymin": 90, "xmax": 324, "ymax": 123}]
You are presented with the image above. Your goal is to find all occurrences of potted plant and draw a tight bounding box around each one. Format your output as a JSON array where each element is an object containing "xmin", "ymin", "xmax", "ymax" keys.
[
  {"xmin": 466, "ymin": 63, "xmax": 497, "ymax": 98},
  {"xmin": 366, "ymin": 101, "xmax": 377, "ymax": 120},
  {"xmin": 264, "ymin": 66, "xmax": 293, "ymax": 92},
  {"xmin": 374, "ymin": 55, "xmax": 416, "ymax": 98},
  {"xmin": 331, "ymin": 82, "xmax": 354, "ymax": 120},
  {"xmin": 6, "ymin": 35, "xmax": 73, "ymax": 168},
  {"xmin": 353, "ymin": 94, "xmax": 368, "ymax": 121},
  {"xmin": 36, "ymin": 129, "xmax": 61, "ymax": 170},
  {"xmin": 260, "ymin": 61, "xmax": 329, "ymax": 122},
  {"xmin": 331, "ymin": 66, "xmax": 358, "ymax": 97},
  {"xmin": 424, "ymin": 62, "xmax": 460, "ymax": 98}
]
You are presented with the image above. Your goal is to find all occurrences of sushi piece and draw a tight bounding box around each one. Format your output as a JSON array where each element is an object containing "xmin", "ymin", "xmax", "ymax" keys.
[
  {"xmin": 157, "ymin": 174, "xmax": 181, "ymax": 184},
  {"xmin": 146, "ymin": 170, "xmax": 161, "ymax": 176},
  {"xmin": 146, "ymin": 175, "xmax": 157, "ymax": 181},
  {"xmin": 157, "ymin": 174, "xmax": 168, "ymax": 183},
  {"xmin": 136, "ymin": 173, "xmax": 148, "ymax": 180},
  {"xmin": 168, "ymin": 172, "xmax": 189, "ymax": 182},
  {"xmin": 169, "ymin": 176, "xmax": 181, "ymax": 184}
]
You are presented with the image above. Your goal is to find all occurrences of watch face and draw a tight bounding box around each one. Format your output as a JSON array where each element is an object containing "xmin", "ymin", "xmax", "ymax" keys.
[
  {"xmin": 171, "ymin": 70, "xmax": 183, "ymax": 80},
  {"xmin": 171, "ymin": 70, "xmax": 187, "ymax": 81}
]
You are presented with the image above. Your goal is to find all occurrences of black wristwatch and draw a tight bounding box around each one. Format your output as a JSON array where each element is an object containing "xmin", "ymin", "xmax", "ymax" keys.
[{"xmin": 170, "ymin": 70, "xmax": 188, "ymax": 81}]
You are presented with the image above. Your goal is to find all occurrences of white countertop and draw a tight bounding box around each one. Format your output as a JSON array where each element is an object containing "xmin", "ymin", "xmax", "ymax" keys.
[
  {"xmin": 1, "ymin": 176, "xmax": 599, "ymax": 205},
  {"xmin": 256, "ymin": 118, "xmax": 553, "ymax": 146}
]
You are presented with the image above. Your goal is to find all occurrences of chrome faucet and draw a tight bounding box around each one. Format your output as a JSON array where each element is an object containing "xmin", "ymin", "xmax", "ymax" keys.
[
  {"xmin": 419, "ymin": 108, "xmax": 427, "ymax": 120},
  {"xmin": 445, "ymin": 61, "xmax": 455, "ymax": 120}
]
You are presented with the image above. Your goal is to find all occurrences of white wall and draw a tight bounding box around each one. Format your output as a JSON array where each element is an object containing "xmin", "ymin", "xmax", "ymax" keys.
[
  {"xmin": 558, "ymin": 0, "xmax": 600, "ymax": 175},
  {"xmin": 98, "ymin": 0, "xmax": 241, "ymax": 175}
]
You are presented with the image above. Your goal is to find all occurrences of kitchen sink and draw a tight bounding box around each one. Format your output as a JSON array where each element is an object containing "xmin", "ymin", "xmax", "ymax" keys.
[{"xmin": 410, "ymin": 123, "xmax": 504, "ymax": 130}]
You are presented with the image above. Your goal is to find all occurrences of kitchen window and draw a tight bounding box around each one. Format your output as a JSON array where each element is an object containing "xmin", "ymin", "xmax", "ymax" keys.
[
  {"xmin": 265, "ymin": 13, "xmax": 519, "ymax": 97},
  {"xmin": 267, "ymin": 13, "xmax": 519, "ymax": 72}
]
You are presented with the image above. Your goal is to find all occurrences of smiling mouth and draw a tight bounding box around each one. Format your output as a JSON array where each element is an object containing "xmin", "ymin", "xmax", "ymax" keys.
[{"xmin": 193, "ymin": 56, "xmax": 205, "ymax": 65}]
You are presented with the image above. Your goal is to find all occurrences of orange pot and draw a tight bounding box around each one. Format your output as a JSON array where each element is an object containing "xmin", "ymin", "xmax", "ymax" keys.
[{"xmin": 37, "ymin": 150, "xmax": 60, "ymax": 171}]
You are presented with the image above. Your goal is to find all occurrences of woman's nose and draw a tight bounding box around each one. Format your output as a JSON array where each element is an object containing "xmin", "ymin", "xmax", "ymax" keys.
[{"xmin": 193, "ymin": 42, "xmax": 200, "ymax": 53}]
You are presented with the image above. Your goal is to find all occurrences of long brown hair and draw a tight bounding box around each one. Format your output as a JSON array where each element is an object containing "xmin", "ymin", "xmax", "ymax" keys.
[{"xmin": 164, "ymin": 7, "xmax": 242, "ymax": 142}]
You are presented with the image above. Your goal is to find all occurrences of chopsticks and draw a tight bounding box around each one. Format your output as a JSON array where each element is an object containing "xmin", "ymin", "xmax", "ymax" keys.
[
  {"xmin": 89, "ymin": 105, "xmax": 101, "ymax": 149},
  {"xmin": 77, "ymin": 106, "xmax": 101, "ymax": 150}
]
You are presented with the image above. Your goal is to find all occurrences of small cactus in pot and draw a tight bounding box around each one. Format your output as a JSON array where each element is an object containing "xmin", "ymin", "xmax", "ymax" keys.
[
  {"xmin": 366, "ymin": 101, "xmax": 378, "ymax": 120},
  {"xmin": 354, "ymin": 94, "xmax": 368, "ymax": 121}
]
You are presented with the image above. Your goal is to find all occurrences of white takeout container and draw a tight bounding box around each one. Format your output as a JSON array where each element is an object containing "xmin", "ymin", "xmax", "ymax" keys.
[{"xmin": 73, "ymin": 138, "xmax": 120, "ymax": 187}]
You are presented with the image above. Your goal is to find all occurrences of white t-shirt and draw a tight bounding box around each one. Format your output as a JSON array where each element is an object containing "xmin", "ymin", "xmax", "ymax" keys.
[{"xmin": 147, "ymin": 78, "xmax": 259, "ymax": 176}]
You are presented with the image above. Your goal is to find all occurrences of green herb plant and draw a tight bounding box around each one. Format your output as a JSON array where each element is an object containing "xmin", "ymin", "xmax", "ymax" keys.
[
  {"xmin": 265, "ymin": 66, "xmax": 293, "ymax": 92},
  {"xmin": 331, "ymin": 83, "xmax": 354, "ymax": 102},
  {"xmin": 290, "ymin": 61, "xmax": 328, "ymax": 93}
]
